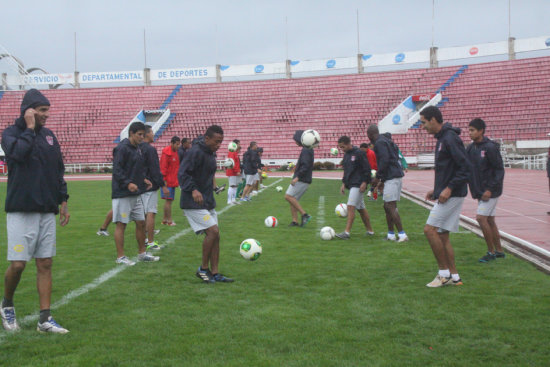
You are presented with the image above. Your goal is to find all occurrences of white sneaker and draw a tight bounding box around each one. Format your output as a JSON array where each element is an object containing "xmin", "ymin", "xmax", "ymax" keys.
[
  {"xmin": 426, "ymin": 274, "xmax": 451, "ymax": 288},
  {"xmin": 397, "ymin": 234, "xmax": 409, "ymax": 243},
  {"xmin": 37, "ymin": 316, "xmax": 69, "ymax": 334},
  {"xmin": 116, "ymin": 256, "xmax": 136, "ymax": 266},
  {"xmin": 386, "ymin": 234, "xmax": 397, "ymax": 241},
  {"xmin": 138, "ymin": 253, "xmax": 159, "ymax": 262},
  {"xmin": 154, "ymin": 229, "xmax": 160, "ymax": 235},
  {"xmin": 96, "ymin": 229, "xmax": 109, "ymax": 236},
  {"xmin": 260, "ymin": 184, "xmax": 266, "ymax": 188},
  {"xmin": 251, "ymin": 191, "xmax": 258, "ymax": 196},
  {"xmin": 1, "ymin": 307, "xmax": 20, "ymax": 332}
]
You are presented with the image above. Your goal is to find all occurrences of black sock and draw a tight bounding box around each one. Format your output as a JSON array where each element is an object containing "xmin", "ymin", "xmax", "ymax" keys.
[
  {"xmin": 39, "ymin": 309, "xmax": 51, "ymax": 323},
  {"xmin": 200, "ymin": 267, "xmax": 210, "ymax": 272},
  {"xmin": 2, "ymin": 297, "xmax": 14, "ymax": 308}
]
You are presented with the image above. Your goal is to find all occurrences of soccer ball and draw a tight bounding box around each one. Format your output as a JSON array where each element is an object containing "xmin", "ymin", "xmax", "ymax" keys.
[
  {"xmin": 287, "ymin": 162, "xmax": 295, "ymax": 169},
  {"xmin": 301, "ymin": 129, "xmax": 321, "ymax": 148},
  {"xmin": 371, "ymin": 169, "xmax": 377, "ymax": 178},
  {"xmin": 224, "ymin": 158, "xmax": 234, "ymax": 168},
  {"xmin": 320, "ymin": 226, "xmax": 336, "ymax": 240},
  {"xmin": 261, "ymin": 172, "xmax": 268, "ymax": 179},
  {"xmin": 240, "ymin": 238, "xmax": 262, "ymax": 261},
  {"xmin": 228, "ymin": 142, "xmax": 238, "ymax": 152},
  {"xmin": 330, "ymin": 148, "xmax": 339, "ymax": 156},
  {"xmin": 264, "ymin": 216, "xmax": 278, "ymax": 227},
  {"xmin": 276, "ymin": 186, "xmax": 283, "ymax": 192},
  {"xmin": 335, "ymin": 203, "xmax": 348, "ymax": 218}
]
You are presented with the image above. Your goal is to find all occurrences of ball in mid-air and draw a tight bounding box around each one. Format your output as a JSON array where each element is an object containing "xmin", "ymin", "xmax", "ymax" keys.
[
  {"xmin": 301, "ymin": 129, "xmax": 321, "ymax": 149},
  {"xmin": 240, "ymin": 238, "xmax": 262, "ymax": 261},
  {"xmin": 264, "ymin": 216, "xmax": 278, "ymax": 227},
  {"xmin": 335, "ymin": 203, "xmax": 348, "ymax": 218},
  {"xmin": 371, "ymin": 169, "xmax": 377, "ymax": 178},
  {"xmin": 261, "ymin": 172, "xmax": 268, "ymax": 179},
  {"xmin": 228, "ymin": 142, "xmax": 238, "ymax": 152},
  {"xmin": 330, "ymin": 148, "xmax": 339, "ymax": 156},
  {"xmin": 320, "ymin": 226, "xmax": 336, "ymax": 240}
]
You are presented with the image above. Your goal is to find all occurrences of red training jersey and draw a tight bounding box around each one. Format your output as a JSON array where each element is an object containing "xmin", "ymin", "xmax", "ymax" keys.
[
  {"xmin": 160, "ymin": 145, "xmax": 180, "ymax": 187},
  {"xmin": 366, "ymin": 148, "xmax": 377, "ymax": 170},
  {"xmin": 226, "ymin": 151, "xmax": 241, "ymax": 176}
]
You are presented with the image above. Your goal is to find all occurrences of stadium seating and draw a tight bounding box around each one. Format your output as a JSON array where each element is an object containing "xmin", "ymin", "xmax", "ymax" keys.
[{"xmin": 1, "ymin": 56, "xmax": 549, "ymax": 163}]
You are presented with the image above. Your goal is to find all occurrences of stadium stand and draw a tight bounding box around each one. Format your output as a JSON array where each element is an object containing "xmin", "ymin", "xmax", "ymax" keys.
[{"xmin": 1, "ymin": 56, "xmax": 549, "ymax": 164}]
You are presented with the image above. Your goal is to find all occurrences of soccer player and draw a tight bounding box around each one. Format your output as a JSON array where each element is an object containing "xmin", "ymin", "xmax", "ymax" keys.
[
  {"xmin": 141, "ymin": 125, "xmax": 170, "ymax": 250},
  {"xmin": 285, "ymin": 130, "xmax": 313, "ymax": 227},
  {"xmin": 177, "ymin": 137, "xmax": 191, "ymax": 163},
  {"xmin": 1, "ymin": 89, "xmax": 70, "ymax": 333},
  {"xmin": 160, "ymin": 136, "xmax": 181, "ymax": 226},
  {"xmin": 112, "ymin": 121, "xmax": 159, "ymax": 266},
  {"xmin": 359, "ymin": 143, "xmax": 378, "ymax": 200},
  {"xmin": 367, "ymin": 126, "xmax": 408, "ymax": 242},
  {"xmin": 335, "ymin": 135, "xmax": 374, "ymax": 239},
  {"xmin": 241, "ymin": 142, "xmax": 260, "ymax": 201},
  {"xmin": 179, "ymin": 125, "xmax": 233, "ymax": 283},
  {"xmin": 466, "ymin": 118, "xmax": 505, "ymax": 262},
  {"xmin": 226, "ymin": 139, "xmax": 241, "ymax": 205},
  {"xmin": 420, "ymin": 106, "xmax": 470, "ymax": 287}
]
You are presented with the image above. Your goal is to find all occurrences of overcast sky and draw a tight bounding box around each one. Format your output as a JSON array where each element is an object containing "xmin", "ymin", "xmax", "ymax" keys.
[{"xmin": 1, "ymin": 0, "xmax": 549, "ymax": 74}]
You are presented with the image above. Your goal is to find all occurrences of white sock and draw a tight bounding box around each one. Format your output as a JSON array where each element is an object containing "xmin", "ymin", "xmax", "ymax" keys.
[
  {"xmin": 227, "ymin": 187, "xmax": 235, "ymax": 203},
  {"xmin": 451, "ymin": 273, "xmax": 460, "ymax": 281},
  {"xmin": 439, "ymin": 269, "xmax": 450, "ymax": 278}
]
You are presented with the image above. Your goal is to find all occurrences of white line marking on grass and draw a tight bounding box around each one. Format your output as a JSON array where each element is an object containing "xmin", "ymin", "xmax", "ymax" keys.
[
  {"xmin": 0, "ymin": 178, "xmax": 284, "ymax": 342},
  {"xmin": 317, "ymin": 196, "xmax": 325, "ymax": 235}
]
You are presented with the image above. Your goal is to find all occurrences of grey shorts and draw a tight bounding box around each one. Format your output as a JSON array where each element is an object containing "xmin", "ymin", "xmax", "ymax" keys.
[
  {"xmin": 112, "ymin": 196, "xmax": 145, "ymax": 224},
  {"xmin": 183, "ymin": 209, "xmax": 218, "ymax": 234},
  {"xmin": 347, "ymin": 187, "xmax": 366, "ymax": 210},
  {"xmin": 228, "ymin": 176, "xmax": 240, "ymax": 186},
  {"xmin": 477, "ymin": 198, "xmax": 498, "ymax": 217},
  {"xmin": 383, "ymin": 178, "xmax": 402, "ymax": 202},
  {"xmin": 245, "ymin": 174, "xmax": 257, "ymax": 185},
  {"xmin": 285, "ymin": 181, "xmax": 309, "ymax": 200},
  {"xmin": 426, "ymin": 197, "xmax": 465, "ymax": 233},
  {"xmin": 140, "ymin": 191, "xmax": 158, "ymax": 214},
  {"xmin": 7, "ymin": 212, "xmax": 56, "ymax": 261}
]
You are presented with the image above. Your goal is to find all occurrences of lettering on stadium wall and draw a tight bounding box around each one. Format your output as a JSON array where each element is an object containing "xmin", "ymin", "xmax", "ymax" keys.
[
  {"xmin": 154, "ymin": 69, "xmax": 209, "ymax": 80},
  {"xmin": 81, "ymin": 72, "xmax": 143, "ymax": 82}
]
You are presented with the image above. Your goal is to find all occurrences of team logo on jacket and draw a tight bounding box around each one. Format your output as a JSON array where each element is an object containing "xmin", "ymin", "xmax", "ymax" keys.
[
  {"xmin": 46, "ymin": 136, "xmax": 54, "ymax": 145},
  {"xmin": 351, "ymin": 156, "xmax": 356, "ymax": 161},
  {"xmin": 481, "ymin": 150, "xmax": 485, "ymax": 158}
]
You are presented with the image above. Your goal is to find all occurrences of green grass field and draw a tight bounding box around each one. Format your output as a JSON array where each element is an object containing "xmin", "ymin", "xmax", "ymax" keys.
[{"xmin": 0, "ymin": 177, "xmax": 549, "ymax": 366}]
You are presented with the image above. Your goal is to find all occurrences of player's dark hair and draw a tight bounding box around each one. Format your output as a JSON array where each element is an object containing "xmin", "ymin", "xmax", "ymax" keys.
[
  {"xmin": 233, "ymin": 139, "xmax": 240, "ymax": 144},
  {"xmin": 359, "ymin": 143, "xmax": 369, "ymax": 149},
  {"xmin": 420, "ymin": 106, "xmax": 443, "ymax": 124},
  {"xmin": 249, "ymin": 141, "xmax": 257, "ymax": 148},
  {"xmin": 181, "ymin": 137, "xmax": 189, "ymax": 144},
  {"xmin": 171, "ymin": 136, "xmax": 181, "ymax": 144},
  {"xmin": 338, "ymin": 135, "xmax": 351, "ymax": 145},
  {"xmin": 144, "ymin": 125, "xmax": 152, "ymax": 133},
  {"xmin": 469, "ymin": 118, "xmax": 486, "ymax": 133},
  {"xmin": 205, "ymin": 125, "xmax": 224, "ymax": 138},
  {"xmin": 129, "ymin": 121, "xmax": 146, "ymax": 134}
]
